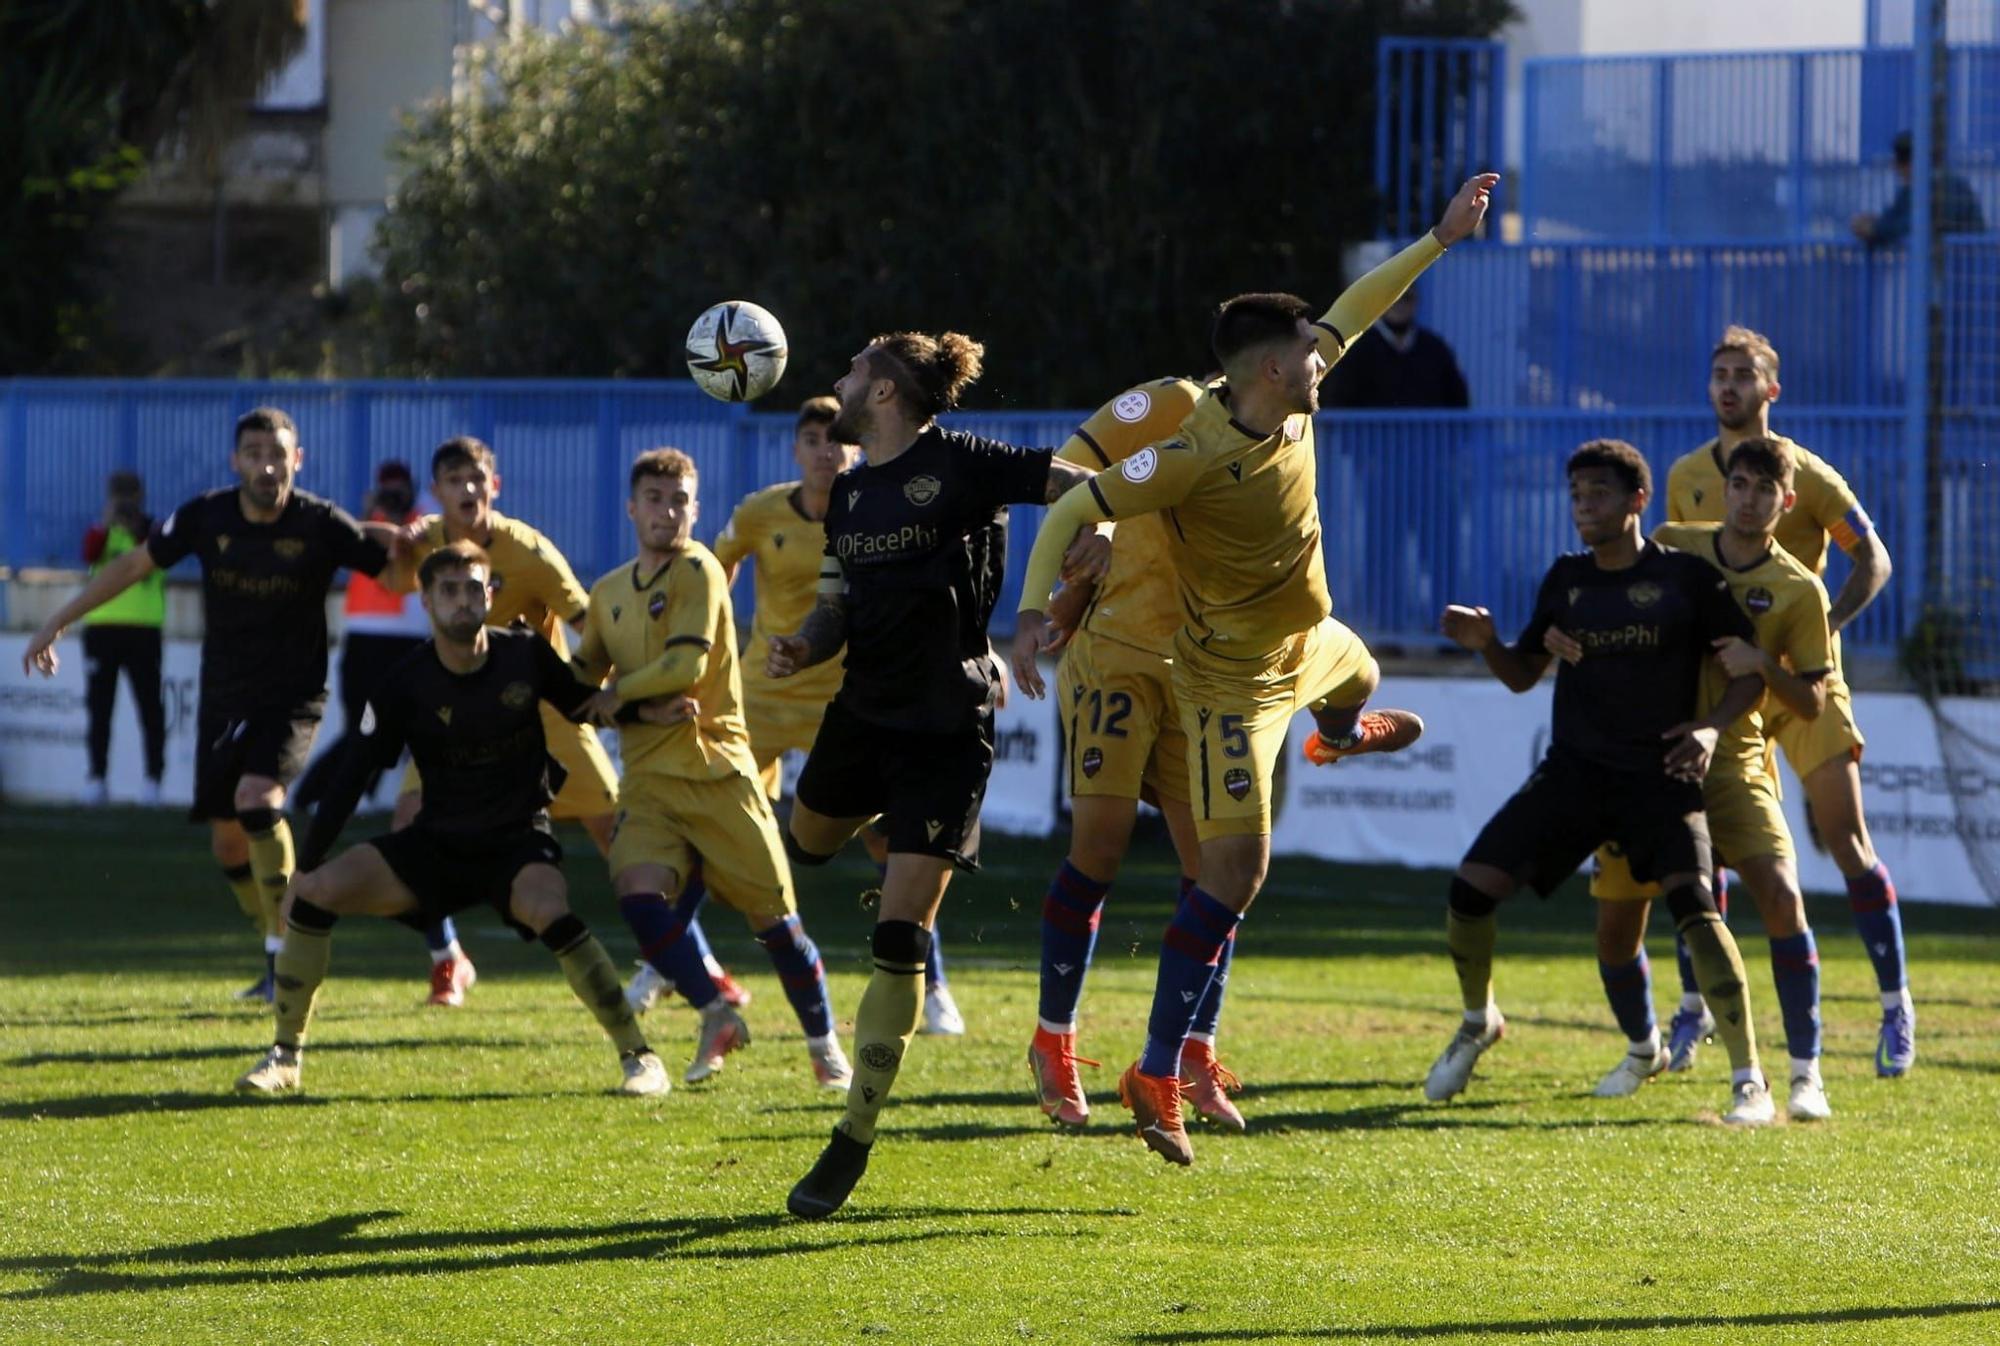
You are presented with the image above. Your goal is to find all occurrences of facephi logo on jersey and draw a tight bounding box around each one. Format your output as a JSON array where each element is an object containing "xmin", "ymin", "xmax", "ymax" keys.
[
  {"xmin": 904, "ymin": 474, "xmax": 942, "ymax": 506},
  {"xmin": 1121, "ymin": 447, "xmax": 1159, "ymax": 483},
  {"xmin": 501, "ymin": 681, "xmax": 534, "ymax": 709},
  {"xmin": 1745, "ymin": 585, "xmax": 1775, "ymax": 615},
  {"xmin": 648, "ymin": 592, "xmax": 667, "ymax": 619},
  {"xmin": 1224, "ymin": 767, "xmax": 1251, "ymax": 800},
  {"xmin": 1112, "ymin": 390, "xmax": 1152, "ymax": 423},
  {"xmin": 1627, "ymin": 581, "xmax": 1662, "ymax": 609},
  {"xmin": 1081, "ymin": 747, "xmax": 1103, "ymax": 778}
]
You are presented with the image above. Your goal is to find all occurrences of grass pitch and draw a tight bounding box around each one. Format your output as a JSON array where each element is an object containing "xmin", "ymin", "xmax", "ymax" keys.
[{"xmin": 2, "ymin": 805, "xmax": 1997, "ymax": 1345}]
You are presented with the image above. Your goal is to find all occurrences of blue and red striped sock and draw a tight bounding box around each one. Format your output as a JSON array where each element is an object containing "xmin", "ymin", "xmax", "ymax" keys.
[
  {"xmin": 1189, "ymin": 928, "xmax": 1235, "ymax": 1042},
  {"xmin": 1037, "ymin": 861, "xmax": 1111, "ymax": 1030},
  {"xmin": 1769, "ymin": 929, "xmax": 1822, "ymax": 1062},
  {"xmin": 672, "ymin": 870, "xmax": 722, "ymax": 969},
  {"xmin": 756, "ymin": 914, "xmax": 833, "ymax": 1039},
  {"xmin": 617, "ymin": 891, "xmax": 719, "ymax": 1009},
  {"xmin": 1844, "ymin": 862, "xmax": 1908, "ymax": 994},
  {"xmin": 1138, "ymin": 886, "xmax": 1240, "ymax": 1078},
  {"xmin": 1598, "ymin": 952, "xmax": 1656, "ymax": 1045}
]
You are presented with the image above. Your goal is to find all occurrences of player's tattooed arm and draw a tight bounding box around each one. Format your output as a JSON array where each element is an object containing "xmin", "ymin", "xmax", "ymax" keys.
[
  {"xmin": 1044, "ymin": 458, "xmax": 1095, "ymax": 504},
  {"xmin": 769, "ymin": 595, "xmax": 846, "ymax": 679}
]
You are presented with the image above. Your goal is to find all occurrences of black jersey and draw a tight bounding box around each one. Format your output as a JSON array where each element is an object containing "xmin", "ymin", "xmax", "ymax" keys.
[
  {"xmin": 147, "ymin": 487, "xmax": 387, "ymax": 716},
  {"xmin": 1517, "ymin": 541, "xmax": 1755, "ymax": 775},
  {"xmin": 822, "ymin": 426, "xmax": 1051, "ymax": 733}
]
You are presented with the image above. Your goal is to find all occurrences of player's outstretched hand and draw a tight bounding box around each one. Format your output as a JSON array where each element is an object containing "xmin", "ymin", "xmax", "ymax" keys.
[
  {"xmin": 22, "ymin": 626, "xmax": 60, "ymax": 677},
  {"xmin": 1542, "ymin": 625, "xmax": 1584, "ymax": 665},
  {"xmin": 1011, "ymin": 611, "xmax": 1052, "ymax": 700},
  {"xmin": 1662, "ymin": 721, "xmax": 1719, "ymax": 781},
  {"xmin": 1435, "ymin": 173, "xmax": 1501, "ymax": 247},
  {"xmin": 579, "ymin": 688, "xmax": 623, "ymax": 727},
  {"xmin": 635, "ymin": 694, "xmax": 699, "ymax": 727},
  {"xmin": 1440, "ymin": 604, "xmax": 1497, "ymax": 652},
  {"xmin": 767, "ymin": 633, "xmax": 810, "ymax": 680},
  {"xmin": 1711, "ymin": 636, "xmax": 1765, "ymax": 680}
]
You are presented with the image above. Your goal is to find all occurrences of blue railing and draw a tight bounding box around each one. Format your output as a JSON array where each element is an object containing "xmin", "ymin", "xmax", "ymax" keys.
[
  {"xmin": 5, "ymin": 382, "xmax": 1970, "ymax": 667},
  {"xmin": 1521, "ymin": 44, "xmax": 2000, "ymax": 243},
  {"xmin": 1375, "ymin": 38, "xmax": 1505, "ymax": 240}
]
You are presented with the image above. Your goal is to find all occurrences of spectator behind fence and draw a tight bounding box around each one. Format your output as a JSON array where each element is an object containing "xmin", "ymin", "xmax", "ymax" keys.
[
  {"xmin": 81, "ymin": 470, "xmax": 167, "ymax": 806},
  {"xmin": 1851, "ymin": 131, "xmax": 1987, "ymax": 247},
  {"xmin": 1323, "ymin": 287, "xmax": 1470, "ymax": 409}
]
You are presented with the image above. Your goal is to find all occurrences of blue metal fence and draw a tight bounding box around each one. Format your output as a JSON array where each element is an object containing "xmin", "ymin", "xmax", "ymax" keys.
[
  {"xmin": 4, "ymin": 381, "xmax": 1965, "ymax": 667},
  {"xmin": 1521, "ymin": 44, "xmax": 2000, "ymax": 244},
  {"xmin": 1375, "ymin": 38, "xmax": 1505, "ymax": 240}
]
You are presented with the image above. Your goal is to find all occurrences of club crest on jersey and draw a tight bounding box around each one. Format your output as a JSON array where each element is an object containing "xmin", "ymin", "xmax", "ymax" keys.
[
  {"xmin": 1121, "ymin": 447, "xmax": 1159, "ymax": 483},
  {"xmin": 1223, "ymin": 767, "xmax": 1252, "ymax": 801},
  {"xmin": 1627, "ymin": 581, "xmax": 1662, "ymax": 609},
  {"xmin": 501, "ymin": 681, "xmax": 534, "ymax": 709},
  {"xmin": 273, "ymin": 538, "xmax": 305, "ymax": 561},
  {"xmin": 904, "ymin": 474, "xmax": 941, "ymax": 506},
  {"xmin": 1112, "ymin": 390, "xmax": 1152, "ymax": 423},
  {"xmin": 1745, "ymin": 585, "xmax": 1775, "ymax": 615},
  {"xmin": 648, "ymin": 591, "xmax": 667, "ymax": 619},
  {"xmin": 1081, "ymin": 747, "xmax": 1103, "ymax": 778}
]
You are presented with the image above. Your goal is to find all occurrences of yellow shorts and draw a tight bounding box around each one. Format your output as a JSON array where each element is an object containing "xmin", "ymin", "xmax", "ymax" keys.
[
  {"xmin": 608, "ymin": 770, "xmax": 795, "ymax": 926},
  {"xmin": 1173, "ymin": 617, "xmax": 1376, "ymax": 840},
  {"xmin": 1056, "ymin": 628, "xmax": 1189, "ymax": 804},
  {"xmin": 1766, "ymin": 676, "xmax": 1865, "ymax": 780},
  {"xmin": 400, "ymin": 706, "xmax": 620, "ymax": 821},
  {"xmin": 743, "ymin": 691, "xmax": 830, "ymax": 800},
  {"xmin": 1590, "ymin": 762, "xmax": 1794, "ymax": 900}
]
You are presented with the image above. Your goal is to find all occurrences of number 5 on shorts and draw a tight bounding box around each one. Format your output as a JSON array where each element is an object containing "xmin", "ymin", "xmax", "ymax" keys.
[{"xmin": 1219, "ymin": 714, "xmax": 1248, "ymax": 759}]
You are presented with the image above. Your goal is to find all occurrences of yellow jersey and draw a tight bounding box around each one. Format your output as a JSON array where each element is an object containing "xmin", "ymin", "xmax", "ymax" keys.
[
  {"xmin": 1055, "ymin": 378, "xmax": 1206, "ymax": 658},
  {"xmin": 573, "ymin": 542, "xmax": 756, "ymax": 782},
  {"xmin": 397, "ymin": 511, "xmax": 589, "ymax": 657},
  {"xmin": 1654, "ymin": 522, "xmax": 1834, "ymax": 771},
  {"xmin": 712, "ymin": 482, "xmax": 842, "ymax": 708},
  {"xmin": 1666, "ymin": 436, "xmax": 1872, "ymax": 577}
]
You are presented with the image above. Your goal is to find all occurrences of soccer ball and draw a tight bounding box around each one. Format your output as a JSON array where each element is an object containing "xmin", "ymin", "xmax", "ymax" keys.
[{"xmin": 685, "ymin": 301, "xmax": 789, "ymax": 403}]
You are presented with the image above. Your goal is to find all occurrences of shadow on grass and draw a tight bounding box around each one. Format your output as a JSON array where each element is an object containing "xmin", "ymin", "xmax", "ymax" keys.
[
  {"xmin": 1126, "ymin": 1300, "xmax": 2000, "ymax": 1341},
  {"xmin": 1248, "ymin": 1099, "xmax": 1694, "ymax": 1134},
  {"xmin": 8, "ymin": 1036, "xmax": 546, "ymax": 1068},
  {"xmin": 2, "ymin": 1204, "xmax": 1130, "ymax": 1300},
  {"xmin": 0, "ymin": 1088, "xmax": 627, "ymax": 1122}
]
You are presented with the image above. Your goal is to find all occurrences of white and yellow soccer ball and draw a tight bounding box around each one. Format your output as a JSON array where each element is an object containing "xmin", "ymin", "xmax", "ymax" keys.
[{"xmin": 685, "ymin": 300, "xmax": 789, "ymax": 403}]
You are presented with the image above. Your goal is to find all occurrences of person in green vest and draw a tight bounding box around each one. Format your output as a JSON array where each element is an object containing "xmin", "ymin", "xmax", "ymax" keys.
[{"xmin": 81, "ymin": 471, "xmax": 167, "ymax": 806}]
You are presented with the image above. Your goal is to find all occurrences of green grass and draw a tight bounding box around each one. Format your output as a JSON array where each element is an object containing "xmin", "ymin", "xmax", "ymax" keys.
[{"xmin": 2, "ymin": 805, "xmax": 1997, "ymax": 1345}]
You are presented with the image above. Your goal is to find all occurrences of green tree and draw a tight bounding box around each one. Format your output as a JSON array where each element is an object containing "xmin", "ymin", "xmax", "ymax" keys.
[
  {"xmin": 371, "ymin": 0, "xmax": 1514, "ymax": 403},
  {"xmin": 0, "ymin": 0, "xmax": 305, "ymax": 373}
]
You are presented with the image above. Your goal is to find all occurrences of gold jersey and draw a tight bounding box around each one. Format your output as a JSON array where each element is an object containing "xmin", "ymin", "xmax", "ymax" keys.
[
  {"xmin": 1666, "ymin": 436, "xmax": 1872, "ymax": 578},
  {"xmin": 1056, "ymin": 378, "xmax": 1206, "ymax": 658},
  {"xmin": 398, "ymin": 511, "xmax": 589, "ymax": 656},
  {"xmin": 1654, "ymin": 522, "xmax": 1834, "ymax": 772},
  {"xmin": 573, "ymin": 542, "xmax": 757, "ymax": 782},
  {"xmin": 712, "ymin": 482, "xmax": 842, "ymax": 708}
]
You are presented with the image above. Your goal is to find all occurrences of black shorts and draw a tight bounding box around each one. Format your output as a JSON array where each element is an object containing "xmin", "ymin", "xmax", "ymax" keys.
[
  {"xmin": 190, "ymin": 705, "xmax": 321, "ymax": 823},
  {"xmin": 1464, "ymin": 750, "xmax": 1711, "ymax": 897},
  {"xmin": 795, "ymin": 698, "xmax": 994, "ymax": 871},
  {"xmin": 367, "ymin": 824, "xmax": 564, "ymax": 936}
]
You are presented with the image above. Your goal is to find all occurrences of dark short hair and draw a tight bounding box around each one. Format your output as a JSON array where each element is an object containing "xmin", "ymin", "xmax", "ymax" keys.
[
  {"xmin": 375, "ymin": 460, "xmax": 413, "ymax": 485},
  {"xmin": 431, "ymin": 435, "xmax": 496, "ymax": 480},
  {"xmin": 630, "ymin": 447, "xmax": 698, "ymax": 495},
  {"xmin": 418, "ymin": 539, "xmax": 490, "ymax": 590},
  {"xmin": 1566, "ymin": 439, "xmax": 1652, "ymax": 497},
  {"xmin": 1725, "ymin": 436, "xmax": 1796, "ymax": 489},
  {"xmin": 235, "ymin": 407, "xmax": 297, "ymax": 447},
  {"xmin": 106, "ymin": 470, "xmax": 144, "ymax": 499},
  {"xmin": 1211, "ymin": 292, "xmax": 1313, "ymax": 370}
]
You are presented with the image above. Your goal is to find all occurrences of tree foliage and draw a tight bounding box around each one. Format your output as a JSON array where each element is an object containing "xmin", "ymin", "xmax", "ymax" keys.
[
  {"xmin": 371, "ymin": 0, "xmax": 1515, "ymax": 404},
  {"xmin": 0, "ymin": 0, "xmax": 305, "ymax": 373}
]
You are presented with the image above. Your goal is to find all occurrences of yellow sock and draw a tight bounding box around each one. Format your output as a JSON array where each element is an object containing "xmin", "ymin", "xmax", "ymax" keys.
[
  {"xmin": 547, "ymin": 922, "xmax": 648, "ymax": 1056},
  {"xmin": 245, "ymin": 818, "xmax": 295, "ymax": 941},
  {"xmin": 222, "ymin": 863, "xmax": 262, "ymax": 933},
  {"xmin": 273, "ymin": 904, "xmax": 336, "ymax": 1050},
  {"xmin": 1678, "ymin": 911, "xmax": 1760, "ymax": 1076},
  {"xmin": 841, "ymin": 929, "xmax": 926, "ymax": 1145},
  {"xmin": 1446, "ymin": 908, "xmax": 1498, "ymax": 1014}
]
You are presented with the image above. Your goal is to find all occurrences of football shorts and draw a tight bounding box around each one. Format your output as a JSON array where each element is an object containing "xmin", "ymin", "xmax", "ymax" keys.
[
  {"xmin": 1466, "ymin": 749, "xmax": 1711, "ymax": 898},
  {"xmin": 795, "ymin": 698, "xmax": 992, "ymax": 870},
  {"xmin": 368, "ymin": 822, "xmax": 564, "ymax": 938},
  {"xmin": 191, "ymin": 704, "xmax": 320, "ymax": 823},
  {"xmin": 1173, "ymin": 616, "xmax": 1376, "ymax": 840},
  {"xmin": 607, "ymin": 770, "xmax": 796, "ymax": 925},
  {"xmin": 744, "ymin": 690, "xmax": 831, "ymax": 801},
  {"xmin": 1057, "ymin": 627, "xmax": 1189, "ymax": 804},
  {"xmin": 1591, "ymin": 759, "xmax": 1794, "ymax": 901},
  {"xmin": 1766, "ymin": 676, "xmax": 1865, "ymax": 780}
]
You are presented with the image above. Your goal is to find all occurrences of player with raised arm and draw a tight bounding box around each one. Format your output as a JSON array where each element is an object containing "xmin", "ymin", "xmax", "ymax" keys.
[
  {"xmin": 1666, "ymin": 327, "xmax": 1914, "ymax": 1076},
  {"xmin": 1588, "ymin": 437, "xmax": 1838, "ymax": 1121},
  {"xmin": 22, "ymin": 407, "xmax": 429, "ymax": 1002},
  {"xmin": 1431, "ymin": 441, "xmax": 1775, "ymax": 1125},
  {"xmin": 701, "ymin": 398, "xmax": 965, "ymax": 1036},
  {"xmin": 571, "ymin": 449, "xmax": 850, "ymax": 1091},
  {"xmin": 234, "ymin": 541, "xmax": 669, "ymax": 1096},
  {"xmin": 1012, "ymin": 175, "xmax": 1498, "ymax": 1166},
  {"xmin": 1024, "ymin": 377, "xmax": 1220, "ymax": 1131},
  {"xmin": 776, "ymin": 331, "xmax": 1098, "ymax": 1218},
  {"xmin": 389, "ymin": 436, "xmax": 740, "ymax": 1010}
]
